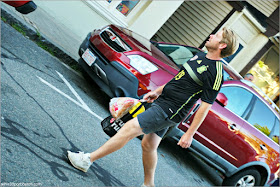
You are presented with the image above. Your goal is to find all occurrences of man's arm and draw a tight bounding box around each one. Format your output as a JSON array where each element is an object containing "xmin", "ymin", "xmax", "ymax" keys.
[
  {"xmin": 143, "ymin": 84, "xmax": 166, "ymax": 103},
  {"xmin": 177, "ymin": 101, "xmax": 212, "ymax": 149}
]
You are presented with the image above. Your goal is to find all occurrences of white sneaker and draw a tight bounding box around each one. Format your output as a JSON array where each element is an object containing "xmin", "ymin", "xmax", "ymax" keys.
[
  {"xmin": 67, "ymin": 151, "xmax": 92, "ymax": 172},
  {"xmin": 141, "ymin": 184, "xmax": 155, "ymax": 187}
]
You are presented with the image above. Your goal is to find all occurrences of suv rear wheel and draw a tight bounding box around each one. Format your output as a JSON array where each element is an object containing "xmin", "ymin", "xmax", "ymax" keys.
[{"xmin": 222, "ymin": 168, "xmax": 261, "ymax": 186}]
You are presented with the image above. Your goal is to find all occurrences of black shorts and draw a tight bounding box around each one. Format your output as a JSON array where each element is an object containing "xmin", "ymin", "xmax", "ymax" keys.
[{"xmin": 137, "ymin": 103, "xmax": 177, "ymax": 138}]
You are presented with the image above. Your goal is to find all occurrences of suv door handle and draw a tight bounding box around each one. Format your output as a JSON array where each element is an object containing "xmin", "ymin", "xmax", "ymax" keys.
[
  {"xmin": 229, "ymin": 124, "xmax": 237, "ymax": 131},
  {"xmin": 260, "ymin": 144, "xmax": 268, "ymax": 151}
]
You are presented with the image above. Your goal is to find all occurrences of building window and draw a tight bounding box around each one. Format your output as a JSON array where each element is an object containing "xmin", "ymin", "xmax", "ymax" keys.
[{"xmin": 116, "ymin": 1, "xmax": 140, "ymax": 16}]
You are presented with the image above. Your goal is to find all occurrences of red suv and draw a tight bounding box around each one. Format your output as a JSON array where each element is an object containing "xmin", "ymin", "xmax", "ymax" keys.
[
  {"xmin": 78, "ymin": 24, "xmax": 279, "ymax": 186},
  {"xmin": 166, "ymin": 79, "xmax": 279, "ymax": 186}
]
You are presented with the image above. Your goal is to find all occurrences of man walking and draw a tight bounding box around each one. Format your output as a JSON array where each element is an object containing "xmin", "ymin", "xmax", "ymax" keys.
[{"xmin": 67, "ymin": 27, "xmax": 239, "ymax": 187}]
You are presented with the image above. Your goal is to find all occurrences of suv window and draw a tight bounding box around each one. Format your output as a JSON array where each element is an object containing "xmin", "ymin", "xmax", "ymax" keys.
[
  {"xmin": 246, "ymin": 98, "xmax": 279, "ymax": 143},
  {"xmin": 221, "ymin": 86, "xmax": 279, "ymax": 143},
  {"xmin": 155, "ymin": 43, "xmax": 201, "ymax": 67},
  {"xmin": 220, "ymin": 86, "xmax": 254, "ymax": 117},
  {"xmin": 271, "ymin": 118, "xmax": 279, "ymax": 144}
]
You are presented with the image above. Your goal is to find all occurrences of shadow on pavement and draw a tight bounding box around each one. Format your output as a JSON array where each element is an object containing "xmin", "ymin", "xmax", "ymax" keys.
[{"xmin": 159, "ymin": 137, "xmax": 223, "ymax": 186}]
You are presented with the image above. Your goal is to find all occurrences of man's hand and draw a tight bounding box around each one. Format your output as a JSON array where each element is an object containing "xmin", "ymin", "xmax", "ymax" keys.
[
  {"xmin": 143, "ymin": 84, "xmax": 166, "ymax": 103},
  {"xmin": 142, "ymin": 84, "xmax": 166, "ymax": 103},
  {"xmin": 143, "ymin": 91, "xmax": 159, "ymax": 103},
  {"xmin": 177, "ymin": 101, "xmax": 212, "ymax": 149},
  {"xmin": 177, "ymin": 132, "xmax": 193, "ymax": 149}
]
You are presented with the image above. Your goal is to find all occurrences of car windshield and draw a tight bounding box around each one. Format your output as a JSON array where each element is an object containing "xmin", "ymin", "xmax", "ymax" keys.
[{"xmin": 155, "ymin": 43, "xmax": 201, "ymax": 67}]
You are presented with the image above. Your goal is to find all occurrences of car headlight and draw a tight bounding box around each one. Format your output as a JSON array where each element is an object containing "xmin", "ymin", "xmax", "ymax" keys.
[{"xmin": 127, "ymin": 55, "xmax": 158, "ymax": 75}]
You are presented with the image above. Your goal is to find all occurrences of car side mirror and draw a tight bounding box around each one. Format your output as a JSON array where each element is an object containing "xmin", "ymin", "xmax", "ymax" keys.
[{"xmin": 216, "ymin": 93, "xmax": 228, "ymax": 107}]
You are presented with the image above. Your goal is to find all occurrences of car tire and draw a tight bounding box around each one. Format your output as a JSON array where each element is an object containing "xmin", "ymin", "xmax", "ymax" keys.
[
  {"xmin": 80, "ymin": 68, "xmax": 91, "ymax": 80},
  {"xmin": 222, "ymin": 168, "xmax": 261, "ymax": 186}
]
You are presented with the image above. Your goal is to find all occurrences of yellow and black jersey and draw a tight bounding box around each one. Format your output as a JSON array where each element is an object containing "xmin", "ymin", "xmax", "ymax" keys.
[{"xmin": 155, "ymin": 52, "xmax": 224, "ymax": 123}]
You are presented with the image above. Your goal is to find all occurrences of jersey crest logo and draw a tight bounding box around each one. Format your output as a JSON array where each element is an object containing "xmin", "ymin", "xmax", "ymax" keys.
[
  {"xmin": 197, "ymin": 65, "xmax": 209, "ymax": 74},
  {"xmin": 190, "ymin": 55, "xmax": 198, "ymax": 61},
  {"xmin": 197, "ymin": 60, "xmax": 202, "ymax": 64},
  {"xmin": 175, "ymin": 70, "xmax": 185, "ymax": 80}
]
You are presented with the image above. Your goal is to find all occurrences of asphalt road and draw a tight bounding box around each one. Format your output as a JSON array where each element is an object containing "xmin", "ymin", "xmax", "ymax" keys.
[{"xmin": 1, "ymin": 21, "xmax": 222, "ymax": 186}]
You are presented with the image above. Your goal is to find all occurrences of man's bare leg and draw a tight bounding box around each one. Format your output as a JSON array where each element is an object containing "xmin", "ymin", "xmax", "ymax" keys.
[
  {"xmin": 141, "ymin": 133, "xmax": 162, "ymax": 187},
  {"xmin": 90, "ymin": 117, "xmax": 144, "ymax": 162}
]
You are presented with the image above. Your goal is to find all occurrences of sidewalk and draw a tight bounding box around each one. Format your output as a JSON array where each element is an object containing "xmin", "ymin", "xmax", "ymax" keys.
[{"xmin": 1, "ymin": 2, "xmax": 82, "ymax": 68}]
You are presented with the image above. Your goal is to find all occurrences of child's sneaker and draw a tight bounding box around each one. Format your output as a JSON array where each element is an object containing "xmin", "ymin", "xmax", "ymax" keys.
[{"xmin": 67, "ymin": 151, "xmax": 92, "ymax": 172}]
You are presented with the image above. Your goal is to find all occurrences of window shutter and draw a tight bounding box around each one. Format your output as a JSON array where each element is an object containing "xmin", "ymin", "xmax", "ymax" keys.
[
  {"xmin": 152, "ymin": 1, "xmax": 232, "ymax": 47},
  {"xmin": 247, "ymin": 0, "xmax": 279, "ymax": 17}
]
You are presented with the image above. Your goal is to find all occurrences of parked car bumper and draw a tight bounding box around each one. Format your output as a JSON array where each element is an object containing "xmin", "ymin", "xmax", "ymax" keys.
[
  {"xmin": 16, "ymin": 1, "xmax": 36, "ymax": 14},
  {"xmin": 4, "ymin": 1, "xmax": 37, "ymax": 14},
  {"xmin": 78, "ymin": 33, "xmax": 140, "ymax": 99}
]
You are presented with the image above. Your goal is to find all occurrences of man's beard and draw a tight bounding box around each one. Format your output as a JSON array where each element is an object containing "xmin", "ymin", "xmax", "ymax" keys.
[{"xmin": 205, "ymin": 42, "xmax": 219, "ymax": 51}]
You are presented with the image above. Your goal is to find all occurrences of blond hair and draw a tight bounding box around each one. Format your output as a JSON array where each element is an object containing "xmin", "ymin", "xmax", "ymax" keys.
[{"xmin": 220, "ymin": 27, "xmax": 239, "ymax": 58}]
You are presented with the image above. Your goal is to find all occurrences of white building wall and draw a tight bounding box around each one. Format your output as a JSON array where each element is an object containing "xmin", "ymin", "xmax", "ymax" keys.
[
  {"xmin": 34, "ymin": 0, "xmax": 111, "ymax": 41},
  {"xmin": 230, "ymin": 34, "xmax": 269, "ymax": 72},
  {"xmin": 128, "ymin": 0, "xmax": 184, "ymax": 40},
  {"xmin": 222, "ymin": 10, "xmax": 269, "ymax": 72}
]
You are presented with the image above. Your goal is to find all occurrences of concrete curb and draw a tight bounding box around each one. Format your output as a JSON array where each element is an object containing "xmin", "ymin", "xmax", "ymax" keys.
[{"xmin": 1, "ymin": 7, "xmax": 78, "ymax": 69}]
